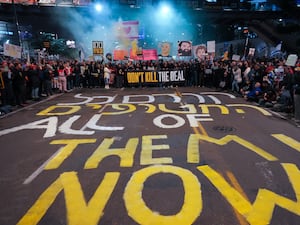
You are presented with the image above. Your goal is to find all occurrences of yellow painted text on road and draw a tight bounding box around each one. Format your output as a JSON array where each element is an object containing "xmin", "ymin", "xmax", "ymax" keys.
[
  {"xmin": 124, "ymin": 165, "xmax": 202, "ymax": 225},
  {"xmin": 187, "ymin": 134, "xmax": 278, "ymax": 163},
  {"xmin": 272, "ymin": 134, "xmax": 300, "ymax": 153},
  {"xmin": 198, "ymin": 163, "xmax": 300, "ymax": 225},
  {"xmin": 17, "ymin": 172, "xmax": 120, "ymax": 225}
]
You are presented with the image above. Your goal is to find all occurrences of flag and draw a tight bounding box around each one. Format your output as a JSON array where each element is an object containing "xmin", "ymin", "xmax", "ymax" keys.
[
  {"xmin": 270, "ymin": 42, "xmax": 282, "ymax": 57},
  {"xmin": 122, "ymin": 21, "xmax": 139, "ymax": 40}
]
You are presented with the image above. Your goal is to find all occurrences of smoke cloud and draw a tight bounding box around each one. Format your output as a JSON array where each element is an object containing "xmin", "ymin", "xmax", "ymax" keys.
[{"xmin": 60, "ymin": 4, "xmax": 197, "ymax": 57}]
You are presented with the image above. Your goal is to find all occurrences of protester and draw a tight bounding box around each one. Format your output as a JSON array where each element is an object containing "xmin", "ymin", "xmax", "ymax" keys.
[
  {"xmin": 241, "ymin": 81, "xmax": 262, "ymax": 102},
  {"xmin": 28, "ymin": 63, "xmax": 41, "ymax": 101},
  {"xmin": 43, "ymin": 64, "xmax": 53, "ymax": 97},
  {"xmin": 0, "ymin": 54, "xmax": 299, "ymax": 120},
  {"xmin": 231, "ymin": 62, "xmax": 242, "ymax": 93},
  {"xmin": 57, "ymin": 64, "xmax": 67, "ymax": 93},
  {"xmin": 11, "ymin": 62, "xmax": 27, "ymax": 107},
  {"xmin": 104, "ymin": 63, "xmax": 111, "ymax": 89}
]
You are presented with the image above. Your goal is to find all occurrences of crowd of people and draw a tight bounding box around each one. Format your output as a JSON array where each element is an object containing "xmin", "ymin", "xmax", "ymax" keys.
[{"xmin": 0, "ymin": 56, "xmax": 300, "ymax": 116}]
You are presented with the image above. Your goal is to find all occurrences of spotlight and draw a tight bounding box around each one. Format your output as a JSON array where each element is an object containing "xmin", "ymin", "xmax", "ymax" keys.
[
  {"xmin": 95, "ymin": 3, "xmax": 103, "ymax": 12},
  {"xmin": 161, "ymin": 5, "xmax": 170, "ymax": 14}
]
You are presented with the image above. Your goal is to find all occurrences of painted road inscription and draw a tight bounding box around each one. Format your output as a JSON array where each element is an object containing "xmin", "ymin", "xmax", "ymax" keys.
[{"xmin": 0, "ymin": 91, "xmax": 300, "ymax": 225}]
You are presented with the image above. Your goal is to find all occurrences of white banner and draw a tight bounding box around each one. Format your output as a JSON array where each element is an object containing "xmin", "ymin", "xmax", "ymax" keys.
[
  {"xmin": 207, "ymin": 40, "xmax": 215, "ymax": 53},
  {"xmin": 38, "ymin": 0, "xmax": 55, "ymax": 3},
  {"xmin": 286, "ymin": 54, "xmax": 298, "ymax": 67},
  {"xmin": 4, "ymin": 43, "xmax": 22, "ymax": 59}
]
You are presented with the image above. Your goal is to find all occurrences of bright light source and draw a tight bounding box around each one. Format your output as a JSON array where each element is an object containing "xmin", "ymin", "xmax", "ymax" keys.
[
  {"xmin": 5, "ymin": 40, "xmax": 9, "ymax": 44},
  {"xmin": 95, "ymin": 3, "xmax": 103, "ymax": 12},
  {"xmin": 161, "ymin": 5, "xmax": 170, "ymax": 14}
]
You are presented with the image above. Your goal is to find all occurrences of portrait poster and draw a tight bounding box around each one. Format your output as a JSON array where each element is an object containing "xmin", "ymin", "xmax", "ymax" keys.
[
  {"xmin": 177, "ymin": 41, "xmax": 192, "ymax": 56},
  {"xmin": 193, "ymin": 44, "xmax": 207, "ymax": 61},
  {"xmin": 158, "ymin": 42, "xmax": 172, "ymax": 57}
]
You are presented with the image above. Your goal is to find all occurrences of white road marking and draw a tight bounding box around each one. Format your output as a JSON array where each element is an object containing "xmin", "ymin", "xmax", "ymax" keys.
[{"xmin": 23, "ymin": 147, "xmax": 63, "ymax": 185}]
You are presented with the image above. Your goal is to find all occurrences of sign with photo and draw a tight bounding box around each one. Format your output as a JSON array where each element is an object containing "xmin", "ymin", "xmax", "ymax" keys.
[
  {"xmin": 177, "ymin": 41, "xmax": 192, "ymax": 56},
  {"xmin": 92, "ymin": 41, "xmax": 103, "ymax": 56},
  {"xmin": 158, "ymin": 42, "xmax": 172, "ymax": 57}
]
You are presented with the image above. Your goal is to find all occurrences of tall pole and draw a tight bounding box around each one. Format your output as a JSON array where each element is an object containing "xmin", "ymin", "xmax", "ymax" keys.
[{"xmin": 12, "ymin": 0, "xmax": 21, "ymax": 47}]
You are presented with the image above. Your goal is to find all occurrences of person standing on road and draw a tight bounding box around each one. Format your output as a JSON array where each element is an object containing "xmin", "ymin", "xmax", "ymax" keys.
[
  {"xmin": 104, "ymin": 63, "xmax": 111, "ymax": 89},
  {"xmin": 0, "ymin": 61, "xmax": 15, "ymax": 106},
  {"xmin": 43, "ymin": 64, "xmax": 53, "ymax": 97},
  {"xmin": 64, "ymin": 61, "xmax": 73, "ymax": 90},
  {"xmin": 57, "ymin": 64, "xmax": 67, "ymax": 93},
  {"xmin": 11, "ymin": 62, "xmax": 27, "ymax": 107},
  {"xmin": 28, "ymin": 63, "xmax": 40, "ymax": 101},
  {"xmin": 231, "ymin": 62, "xmax": 242, "ymax": 93}
]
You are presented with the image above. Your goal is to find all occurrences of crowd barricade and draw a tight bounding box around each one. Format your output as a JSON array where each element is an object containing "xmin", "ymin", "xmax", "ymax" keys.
[{"xmin": 125, "ymin": 69, "xmax": 186, "ymax": 87}]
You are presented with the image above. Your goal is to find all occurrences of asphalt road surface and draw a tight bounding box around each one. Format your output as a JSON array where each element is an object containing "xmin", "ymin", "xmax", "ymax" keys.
[{"xmin": 1, "ymin": 86, "xmax": 300, "ymax": 225}]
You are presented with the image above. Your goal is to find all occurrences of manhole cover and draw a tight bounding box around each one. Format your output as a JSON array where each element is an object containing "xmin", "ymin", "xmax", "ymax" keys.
[{"xmin": 212, "ymin": 125, "xmax": 236, "ymax": 133}]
